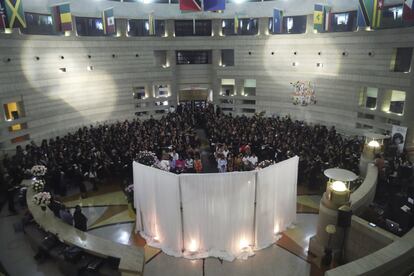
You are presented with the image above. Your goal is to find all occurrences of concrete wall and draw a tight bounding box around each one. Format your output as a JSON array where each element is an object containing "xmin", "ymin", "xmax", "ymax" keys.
[
  {"xmin": 327, "ymin": 218, "xmax": 414, "ymax": 276},
  {"xmin": 344, "ymin": 216, "xmax": 397, "ymax": 263},
  {"xmin": 1, "ymin": 19, "xmax": 414, "ymax": 151}
]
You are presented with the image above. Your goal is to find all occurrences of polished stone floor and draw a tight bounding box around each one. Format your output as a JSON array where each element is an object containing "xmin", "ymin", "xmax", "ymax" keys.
[
  {"xmin": 0, "ymin": 183, "xmax": 321, "ymax": 276},
  {"xmin": 143, "ymin": 213, "xmax": 317, "ymax": 276},
  {"xmin": 0, "ymin": 204, "xmax": 63, "ymax": 276}
]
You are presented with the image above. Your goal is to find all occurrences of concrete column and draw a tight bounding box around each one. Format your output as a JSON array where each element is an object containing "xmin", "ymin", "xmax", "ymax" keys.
[
  {"xmin": 165, "ymin": 19, "xmax": 175, "ymax": 37},
  {"xmin": 211, "ymin": 49, "xmax": 221, "ymax": 105},
  {"xmin": 259, "ymin": 17, "xmax": 269, "ymax": 36},
  {"xmin": 167, "ymin": 50, "xmax": 178, "ymax": 105},
  {"xmin": 116, "ymin": 19, "xmax": 128, "ymax": 37},
  {"xmin": 309, "ymin": 192, "xmax": 348, "ymax": 264},
  {"xmin": 211, "ymin": 19, "xmax": 221, "ymax": 37}
]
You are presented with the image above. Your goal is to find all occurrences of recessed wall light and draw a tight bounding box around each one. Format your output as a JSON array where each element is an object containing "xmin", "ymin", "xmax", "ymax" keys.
[
  {"xmin": 316, "ymin": 63, "xmax": 323, "ymax": 68},
  {"xmin": 292, "ymin": 62, "xmax": 297, "ymax": 66},
  {"xmin": 59, "ymin": 68, "xmax": 67, "ymax": 73},
  {"xmin": 87, "ymin": 66, "xmax": 94, "ymax": 71},
  {"xmin": 342, "ymin": 52, "xmax": 348, "ymax": 57}
]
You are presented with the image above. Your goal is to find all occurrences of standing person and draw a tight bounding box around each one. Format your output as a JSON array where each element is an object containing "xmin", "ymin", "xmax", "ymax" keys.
[
  {"xmin": 185, "ymin": 155, "xmax": 195, "ymax": 173},
  {"xmin": 73, "ymin": 205, "xmax": 88, "ymax": 231},
  {"xmin": 227, "ymin": 153, "xmax": 234, "ymax": 172},
  {"xmin": 5, "ymin": 174, "xmax": 17, "ymax": 214},
  {"xmin": 217, "ymin": 154, "xmax": 227, "ymax": 173},
  {"xmin": 88, "ymin": 165, "xmax": 98, "ymax": 191},
  {"xmin": 194, "ymin": 154, "xmax": 203, "ymax": 173}
]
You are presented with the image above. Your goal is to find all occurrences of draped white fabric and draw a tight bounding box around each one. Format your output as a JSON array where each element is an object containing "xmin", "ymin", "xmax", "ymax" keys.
[
  {"xmin": 133, "ymin": 156, "xmax": 298, "ymax": 261},
  {"xmin": 180, "ymin": 172, "xmax": 256, "ymax": 261},
  {"xmin": 255, "ymin": 156, "xmax": 299, "ymax": 250},
  {"xmin": 133, "ymin": 162, "xmax": 183, "ymax": 257}
]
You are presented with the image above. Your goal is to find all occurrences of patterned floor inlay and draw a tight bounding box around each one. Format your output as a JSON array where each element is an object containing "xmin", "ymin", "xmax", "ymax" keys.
[
  {"xmin": 63, "ymin": 191, "xmax": 128, "ymax": 208},
  {"xmin": 276, "ymin": 233, "xmax": 310, "ymax": 262},
  {"xmin": 88, "ymin": 205, "xmax": 134, "ymax": 230},
  {"xmin": 59, "ymin": 180, "xmax": 322, "ymax": 270},
  {"xmin": 61, "ymin": 183, "xmax": 122, "ymax": 202}
]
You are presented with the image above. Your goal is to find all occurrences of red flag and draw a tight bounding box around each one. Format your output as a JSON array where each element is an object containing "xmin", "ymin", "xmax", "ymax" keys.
[
  {"xmin": 403, "ymin": 2, "xmax": 414, "ymax": 21},
  {"xmin": 179, "ymin": 0, "xmax": 201, "ymax": 11}
]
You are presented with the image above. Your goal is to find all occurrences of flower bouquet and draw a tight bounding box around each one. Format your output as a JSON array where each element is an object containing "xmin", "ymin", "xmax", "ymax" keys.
[
  {"xmin": 31, "ymin": 165, "xmax": 47, "ymax": 177},
  {"xmin": 33, "ymin": 192, "xmax": 51, "ymax": 210},
  {"xmin": 135, "ymin": 151, "xmax": 158, "ymax": 167},
  {"xmin": 32, "ymin": 179, "xmax": 45, "ymax": 193},
  {"xmin": 256, "ymin": 160, "xmax": 275, "ymax": 170}
]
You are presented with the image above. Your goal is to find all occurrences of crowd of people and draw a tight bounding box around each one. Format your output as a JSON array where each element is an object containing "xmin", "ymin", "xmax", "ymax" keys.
[
  {"xmin": 2, "ymin": 108, "xmax": 202, "ymax": 198},
  {"xmin": 1, "ymin": 104, "xmax": 365, "ymax": 207},
  {"xmin": 206, "ymin": 106, "xmax": 362, "ymax": 188}
]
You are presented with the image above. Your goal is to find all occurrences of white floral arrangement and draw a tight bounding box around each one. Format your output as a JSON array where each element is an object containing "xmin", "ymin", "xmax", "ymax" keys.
[
  {"xmin": 32, "ymin": 179, "xmax": 45, "ymax": 193},
  {"xmin": 135, "ymin": 151, "xmax": 159, "ymax": 166},
  {"xmin": 32, "ymin": 192, "xmax": 51, "ymax": 206},
  {"xmin": 31, "ymin": 165, "xmax": 47, "ymax": 177},
  {"xmin": 256, "ymin": 160, "xmax": 275, "ymax": 170}
]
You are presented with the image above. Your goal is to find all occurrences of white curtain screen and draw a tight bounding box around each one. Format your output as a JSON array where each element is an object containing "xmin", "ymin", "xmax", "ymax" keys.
[
  {"xmin": 255, "ymin": 156, "xmax": 298, "ymax": 250},
  {"xmin": 133, "ymin": 162, "xmax": 183, "ymax": 257},
  {"xmin": 180, "ymin": 172, "xmax": 256, "ymax": 261},
  {"xmin": 133, "ymin": 156, "xmax": 298, "ymax": 261}
]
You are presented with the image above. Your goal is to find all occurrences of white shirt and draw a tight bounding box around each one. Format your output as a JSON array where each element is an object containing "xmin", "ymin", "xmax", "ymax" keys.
[
  {"xmin": 170, "ymin": 152, "xmax": 179, "ymax": 161},
  {"xmin": 248, "ymin": 156, "xmax": 258, "ymax": 166},
  {"xmin": 159, "ymin": 160, "xmax": 170, "ymax": 171}
]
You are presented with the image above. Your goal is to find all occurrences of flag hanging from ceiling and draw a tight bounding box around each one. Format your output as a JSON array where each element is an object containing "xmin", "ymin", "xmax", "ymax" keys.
[
  {"xmin": 372, "ymin": 0, "xmax": 383, "ymax": 28},
  {"xmin": 357, "ymin": 1, "xmax": 369, "ymax": 28},
  {"xmin": 357, "ymin": 0, "xmax": 383, "ymax": 29},
  {"xmin": 148, "ymin": 12, "xmax": 155, "ymax": 35},
  {"xmin": 403, "ymin": 0, "xmax": 414, "ymax": 21},
  {"xmin": 324, "ymin": 6, "xmax": 333, "ymax": 32},
  {"xmin": 50, "ymin": 3, "xmax": 72, "ymax": 32},
  {"xmin": 0, "ymin": 0, "xmax": 26, "ymax": 28},
  {"xmin": 0, "ymin": 6, "xmax": 6, "ymax": 31},
  {"xmin": 272, "ymin": 9, "xmax": 283, "ymax": 34},
  {"xmin": 234, "ymin": 13, "xmax": 239, "ymax": 34},
  {"xmin": 103, "ymin": 8, "xmax": 116, "ymax": 35},
  {"xmin": 179, "ymin": 0, "xmax": 202, "ymax": 11},
  {"xmin": 313, "ymin": 4, "xmax": 325, "ymax": 32},
  {"xmin": 204, "ymin": 0, "xmax": 225, "ymax": 11}
]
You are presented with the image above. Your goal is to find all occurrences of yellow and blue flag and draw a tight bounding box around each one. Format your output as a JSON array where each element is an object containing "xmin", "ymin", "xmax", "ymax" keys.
[
  {"xmin": 50, "ymin": 3, "xmax": 72, "ymax": 32},
  {"xmin": 313, "ymin": 4, "xmax": 324, "ymax": 32}
]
